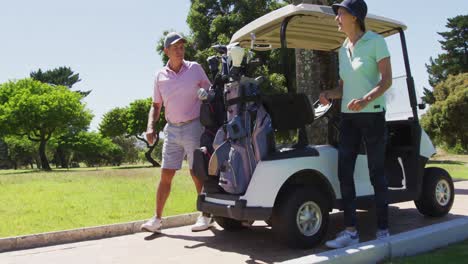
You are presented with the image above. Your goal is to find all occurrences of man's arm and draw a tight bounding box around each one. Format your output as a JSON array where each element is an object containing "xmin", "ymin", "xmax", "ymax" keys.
[{"xmin": 146, "ymin": 102, "xmax": 162, "ymax": 145}]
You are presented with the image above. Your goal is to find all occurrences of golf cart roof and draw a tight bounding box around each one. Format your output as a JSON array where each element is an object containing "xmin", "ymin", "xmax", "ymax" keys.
[{"xmin": 230, "ymin": 4, "xmax": 407, "ymax": 51}]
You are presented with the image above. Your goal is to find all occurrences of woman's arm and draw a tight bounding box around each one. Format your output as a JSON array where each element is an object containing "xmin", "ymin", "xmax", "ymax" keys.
[{"xmin": 347, "ymin": 57, "xmax": 392, "ymax": 111}]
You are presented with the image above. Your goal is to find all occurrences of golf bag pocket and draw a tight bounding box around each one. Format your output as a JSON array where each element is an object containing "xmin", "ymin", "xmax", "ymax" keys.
[
  {"xmin": 219, "ymin": 144, "xmax": 253, "ymax": 194},
  {"xmin": 226, "ymin": 115, "xmax": 247, "ymax": 140},
  {"xmin": 208, "ymin": 141, "xmax": 231, "ymax": 176},
  {"xmin": 252, "ymin": 106, "xmax": 275, "ymax": 161}
]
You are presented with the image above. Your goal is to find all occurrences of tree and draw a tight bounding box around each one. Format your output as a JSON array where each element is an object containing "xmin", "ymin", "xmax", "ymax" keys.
[
  {"xmin": 421, "ymin": 73, "xmax": 468, "ymax": 153},
  {"xmin": 30, "ymin": 66, "xmax": 91, "ymax": 168},
  {"xmin": 421, "ymin": 87, "xmax": 436, "ymax": 105},
  {"xmin": 30, "ymin": 66, "xmax": 91, "ymax": 96},
  {"xmin": 293, "ymin": 0, "xmax": 338, "ymax": 145},
  {"xmin": 72, "ymin": 132, "xmax": 123, "ymax": 167},
  {"xmin": 426, "ymin": 15, "xmax": 468, "ymax": 87},
  {"xmin": 99, "ymin": 98, "xmax": 166, "ymax": 167},
  {"xmin": 3, "ymin": 135, "xmax": 38, "ymax": 169},
  {"xmin": 0, "ymin": 79, "xmax": 93, "ymax": 170}
]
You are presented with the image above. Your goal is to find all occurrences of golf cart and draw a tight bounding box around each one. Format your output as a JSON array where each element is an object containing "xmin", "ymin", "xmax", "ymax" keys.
[{"xmin": 196, "ymin": 3, "xmax": 455, "ymax": 249}]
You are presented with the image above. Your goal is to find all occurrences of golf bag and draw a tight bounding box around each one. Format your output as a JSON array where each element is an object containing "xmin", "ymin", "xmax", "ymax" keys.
[{"xmin": 208, "ymin": 77, "xmax": 274, "ymax": 194}]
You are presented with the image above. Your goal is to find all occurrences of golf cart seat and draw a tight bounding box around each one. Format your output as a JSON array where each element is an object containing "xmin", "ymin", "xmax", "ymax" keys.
[{"xmin": 262, "ymin": 93, "xmax": 319, "ymax": 160}]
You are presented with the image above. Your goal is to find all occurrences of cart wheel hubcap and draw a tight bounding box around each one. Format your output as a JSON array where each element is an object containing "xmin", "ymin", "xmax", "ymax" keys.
[
  {"xmin": 435, "ymin": 179, "xmax": 450, "ymax": 206},
  {"xmin": 296, "ymin": 201, "xmax": 322, "ymax": 236}
]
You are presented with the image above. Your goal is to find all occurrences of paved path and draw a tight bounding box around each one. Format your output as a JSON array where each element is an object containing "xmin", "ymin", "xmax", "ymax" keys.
[{"xmin": 2, "ymin": 181, "xmax": 467, "ymax": 264}]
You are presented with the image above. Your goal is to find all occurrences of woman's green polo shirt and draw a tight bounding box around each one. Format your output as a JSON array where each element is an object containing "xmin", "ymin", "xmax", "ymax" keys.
[{"xmin": 339, "ymin": 31, "xmax": 390, "ymax": 113}]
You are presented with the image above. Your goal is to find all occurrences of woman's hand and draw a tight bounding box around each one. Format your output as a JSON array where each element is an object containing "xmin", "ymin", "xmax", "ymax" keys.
[
  {"xmin": 319, "ymin": 91, "xmax": 331, "ymax": 105},
  {"xmin": 347, "ymin": 98, "xmax": 369, "ymax": 111}
]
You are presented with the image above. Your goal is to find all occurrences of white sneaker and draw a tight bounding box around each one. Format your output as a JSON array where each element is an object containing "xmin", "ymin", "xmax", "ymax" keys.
[
  {"xmin": 325, "ymin": 230, "xmax": 359, "ymax": 249},
  {"xmin": 140, "ymin": 216, "xmax": 162, "ymax": 233},
  {"xmin": 376, "ymin": 229, "xmax": 390, "ymax": 240},
  {"xmin": 191, "ymin": 215, "xmax": 214, "ymax": 232}
]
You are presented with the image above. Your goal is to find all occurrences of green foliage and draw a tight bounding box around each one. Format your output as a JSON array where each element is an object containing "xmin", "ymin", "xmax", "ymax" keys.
[
  {"xmin": 30, "ymin": 66, "xmax": 91, "ymax": 97},
  {"xmin": 0, "ymin": 79, "xmax": 92, "ymax": 137},
  {"xmin": 421, "ymin": 87, "xmax": 436, "ymax": 104},
  {"xmin": 426, "ymin": 15, "xmax": 468, "ymax": 87},
  {"xmin": 3, "ymin": 135, "xmax": 38, "ymax": 169},
  {"xmin": 0, "ymin": 79, "xmax": 93, "ymax": 169},
  {"xmin": 421, "ymin": 73, "xmax": 468, "ymax": 153},
  {"xmin": 72, "ymin": 132, "xmax": 123, "ymax": 167},
  {"xmin": 100, "ymin": 98, "xmax": 166, "ymax": 143}
]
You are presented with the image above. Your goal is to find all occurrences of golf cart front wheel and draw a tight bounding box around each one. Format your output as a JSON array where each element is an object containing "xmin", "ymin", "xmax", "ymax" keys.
[
  {"xmin": 272, "ymin": 187, "xmax": 330, "ymax": 249},
  {"xmin": 414, "ymin": 167, "xmax": 454, "ymax": 217}
]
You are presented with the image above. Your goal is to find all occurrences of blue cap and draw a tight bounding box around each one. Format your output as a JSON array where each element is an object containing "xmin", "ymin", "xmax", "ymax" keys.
[
  {"xmin": 332, "ymin": 0, "xmax": 368, "ymax": 29},
  {"xmin": 164, "ymin": 32, "xmax": 186, "ymax": 49}
]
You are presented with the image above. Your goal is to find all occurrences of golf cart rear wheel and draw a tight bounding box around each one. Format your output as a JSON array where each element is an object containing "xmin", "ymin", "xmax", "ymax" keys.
[
  {"xmin": 415, "ymin": 167, "xmax": 454, "ymax": 217},
  {"xmin": 214, "ymin": 217, "xmax": 245, "ymax": 231},
  {"xmin": 272, "ymin": 187, "xmax": 329, "ymax": 249}
]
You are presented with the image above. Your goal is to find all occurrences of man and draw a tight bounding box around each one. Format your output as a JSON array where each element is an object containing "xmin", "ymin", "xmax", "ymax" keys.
[{"xmin": 140, "ymin": 32, "xmax": 213, "ymax": 233}]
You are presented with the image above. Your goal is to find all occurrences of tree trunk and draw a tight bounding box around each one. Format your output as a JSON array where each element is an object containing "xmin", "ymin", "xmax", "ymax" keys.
[
  {"xmin": 145, "ymin": 144, "xmax": 160, "ymax": 167},
  {"xmin": 56, "ymin": 145, "xmax": 69, "ymax": 168},
  {"xmin": 294, "ymin": 0, "xmax": 338, "ymax": 145},
  {"xmin": 39, "ymin": 139, "xmax": 51, "ymax": 171}
]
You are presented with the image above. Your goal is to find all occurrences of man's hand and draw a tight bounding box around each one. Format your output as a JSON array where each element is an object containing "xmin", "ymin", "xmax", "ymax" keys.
[
  {"xmin": 347, "ymin": 98, "xmax": 369, "ymax": 112},
  {"xmin": 145, "ymin": 130, "xmax": 158, "ymax": 146},
  {"xmin": 319, "ymin": 91, "xmax": 331, "ymax": 105},
  {"xmin": 197, "ymin": 88, "xmax": 208, "ymax": 100}
]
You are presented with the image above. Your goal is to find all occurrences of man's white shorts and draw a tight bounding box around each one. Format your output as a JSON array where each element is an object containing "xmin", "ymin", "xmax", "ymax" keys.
[{"xmin": 161, "ymin": 119, "xmax": 203, "ymax": 170}]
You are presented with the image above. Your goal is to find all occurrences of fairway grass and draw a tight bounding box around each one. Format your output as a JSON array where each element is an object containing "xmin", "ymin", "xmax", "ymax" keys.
[
  {"xmin": 0, "ymin": 165, "xmax": 197, "ymax": 237},
  {"xmin": 1, "ymin": 153, "xmax": 466, "ymax": 238}
]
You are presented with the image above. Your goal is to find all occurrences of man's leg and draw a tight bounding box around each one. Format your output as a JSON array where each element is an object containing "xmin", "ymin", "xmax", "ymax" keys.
[
  {"xmin": 156, "ymin": 168, "xmax": 177, "ymax": 218},
  {"xmin": 190, "ymin": 169, "xmax": 203, "ymax": 194}
]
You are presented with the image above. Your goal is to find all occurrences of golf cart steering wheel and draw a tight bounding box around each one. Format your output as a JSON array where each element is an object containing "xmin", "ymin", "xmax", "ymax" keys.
[{"xmin": 313, "ymin": 99, "xmax": 333, "ymax": 120}]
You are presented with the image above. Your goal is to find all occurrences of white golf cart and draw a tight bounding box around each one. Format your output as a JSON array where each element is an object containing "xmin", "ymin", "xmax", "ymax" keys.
[{"xmin": 197, "ymin": 3, "xmax": 455, "ymax": 249}]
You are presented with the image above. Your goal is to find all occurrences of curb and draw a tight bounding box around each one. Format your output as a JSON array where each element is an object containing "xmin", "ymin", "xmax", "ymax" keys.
[
  {"xmin": 0, "ymin": 212, "xmax": 200, "ymax": 253},
  {"xmin": 281, "ymin": 216, "xmax": 468, "ymax": 264}
]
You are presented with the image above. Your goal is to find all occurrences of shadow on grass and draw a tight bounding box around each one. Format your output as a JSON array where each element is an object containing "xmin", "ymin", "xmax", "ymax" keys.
[
  {"xmin": 0, "ymin": 169, "xmax": 43, "ymax": 175},
  {"xmin": 428, "ymin": 160, "xmax": 465, "ymax": 165},
  {"xmin": 112, "ymin": 165, "xmax": 156, "ymax": 170}
]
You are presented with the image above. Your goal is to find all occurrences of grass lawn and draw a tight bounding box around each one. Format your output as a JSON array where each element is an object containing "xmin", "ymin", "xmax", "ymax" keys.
[
  {"xmin": 0, "ymin": 164, "xmax": 197, "ymax": 238},
  {"xmin": 427, "ymin": 150, "xmax": 468, "ymax": 180},
  {"xmin": 386, "ymin": 239, "xmax": 468, "ymax": 263},
  {"xmin": 0, "ymin": 151, "xmax": 466, "ymax": 239}
]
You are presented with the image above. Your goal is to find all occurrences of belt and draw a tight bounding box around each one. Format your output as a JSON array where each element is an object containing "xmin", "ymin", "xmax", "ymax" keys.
[{"xmin": 167, "ymin": 118, "xmax": 197, "ymax": 127}]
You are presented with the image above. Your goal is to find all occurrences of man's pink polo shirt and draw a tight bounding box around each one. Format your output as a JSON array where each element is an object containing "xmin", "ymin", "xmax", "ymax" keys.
[{"xmin": 153, "ymin": 60, "xmax": 211, "ymax": 124}]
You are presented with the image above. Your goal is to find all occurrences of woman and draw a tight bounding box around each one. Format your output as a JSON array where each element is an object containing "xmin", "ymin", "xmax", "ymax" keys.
[{"xmin": 320, "ymin": 0, "xmax": 393, "ymax": 249}]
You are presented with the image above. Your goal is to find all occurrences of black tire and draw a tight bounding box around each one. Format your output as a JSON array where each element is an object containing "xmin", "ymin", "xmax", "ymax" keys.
[
  {"xmin": 214, "ymin": 217, "xmax": 245, "ymax": 231},
  {"xmin": 272, "ymin": 186, "xmax": 330, "ymax": 249},
  {"xmin": 415, "ymin": 167, "xmax": 454, "ymax": 217}
]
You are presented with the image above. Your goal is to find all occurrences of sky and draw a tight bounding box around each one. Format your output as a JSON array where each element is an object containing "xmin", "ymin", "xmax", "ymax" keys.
[{"xmin": 0, "ymin": 0, "xmax": 466, "ymax": 131}]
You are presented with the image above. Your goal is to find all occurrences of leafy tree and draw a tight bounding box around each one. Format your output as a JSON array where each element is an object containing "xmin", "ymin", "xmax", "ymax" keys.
[
  {"xmin": 421, "ymin": 73, "xmax": 468, "ymax": 153},
  {"xmin": 30, "ymin": 66, "xmax": 91, "ymax": 168},
  {"xmin": 421, "ymin": 87, "xmax": 436, "ymax": 105},
  {"xmin": 3, "ymin": 135, "xmax": 38, "ymax": 169},
  {"xmin": 111, "ymin": 136, "xmax": 141, "ymax": 164},
  {"xmin": 0, "ymin": 79, "xmax": 93, "ymax": 170},
  {"xmin": 426, "ymin": 15, "xmax": 468, "ymax": 87},
  {"xmin": 72, "ymin": 132, "xmax": 122, "ymax": 167},
  {"xmin": 30, "ymin": 66, "xmax": 91, "ymax": 96},
  {"xmin": 99, "ymin": 98, "xmax": 166, "ymax": 167}
]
